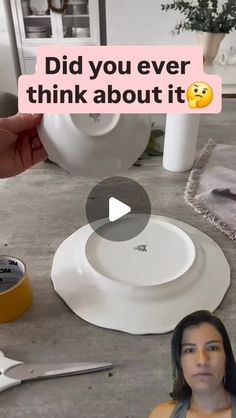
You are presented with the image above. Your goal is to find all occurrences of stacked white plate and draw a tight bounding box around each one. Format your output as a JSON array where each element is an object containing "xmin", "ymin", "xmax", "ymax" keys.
[
  {"xmin": 26, "ymin": 25, "xmax": 49, "ymax": 38},
  {"xmin": 72, "ymin": 27, "xmax": 90, "ymax": 37},
  {"xmin": 51, "ymin": 215, "xmax": 230, "ymax": 334}
]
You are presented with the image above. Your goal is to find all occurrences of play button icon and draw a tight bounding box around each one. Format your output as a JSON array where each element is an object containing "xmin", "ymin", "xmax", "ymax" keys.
[
  {"xmin": 109, "ymin": 197, "xmax": 131, "ymax": 222},
  {"xmin": 86, "ymin": 177, "xmax": 151, "ymax": 241}
]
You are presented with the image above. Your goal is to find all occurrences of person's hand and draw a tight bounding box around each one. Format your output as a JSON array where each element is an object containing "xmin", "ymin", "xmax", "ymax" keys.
[{"xmin": 0, "ymin": 113, "xmax": 47, "ymax": 178}]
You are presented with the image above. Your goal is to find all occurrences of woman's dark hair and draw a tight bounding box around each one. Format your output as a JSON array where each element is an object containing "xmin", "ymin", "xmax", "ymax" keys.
[{"xmin": 170, "ymin": 310, "xmax": 236, "ymax": 401}]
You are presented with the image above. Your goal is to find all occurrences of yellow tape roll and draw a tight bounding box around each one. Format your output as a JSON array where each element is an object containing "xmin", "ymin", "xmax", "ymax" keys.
[{"xmin": 0, "ymin": 256, "xmax": 32, "ymax": 323}]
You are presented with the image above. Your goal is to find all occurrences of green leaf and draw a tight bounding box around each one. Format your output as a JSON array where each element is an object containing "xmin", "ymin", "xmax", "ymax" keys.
[{"xmin": 160, "ymin": 0, "xmax": 236, "ymax": 34}]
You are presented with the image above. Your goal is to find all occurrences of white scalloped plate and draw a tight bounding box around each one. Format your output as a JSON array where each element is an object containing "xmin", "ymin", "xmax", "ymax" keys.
[{"xmin": 51, "ymin": 215, "xmax": 230, "ymax": 334}]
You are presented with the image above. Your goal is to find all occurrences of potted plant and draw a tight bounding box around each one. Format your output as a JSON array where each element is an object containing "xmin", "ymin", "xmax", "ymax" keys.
[{"xmin": 161, "ymin": 0, "xmax": 236, "ymax": 64}]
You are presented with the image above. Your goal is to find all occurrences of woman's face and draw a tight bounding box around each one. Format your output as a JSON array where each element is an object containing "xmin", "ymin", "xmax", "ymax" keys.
[{"xmin": 180, "ymin": 322, "xmax": 226, "ymax": 394}]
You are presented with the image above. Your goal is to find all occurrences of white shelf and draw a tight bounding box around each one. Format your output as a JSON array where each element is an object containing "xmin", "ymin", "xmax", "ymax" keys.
[
  {"xmin": 204, "ymin": 62, "xmax": 236, "ymax": 94},
  {"xmin": 63, "ymin": 14, "xmax": 89, "ymax": 18},
  {"xmin": 23, "ymin": 15, "xmax": 51, "ymax": 18}
]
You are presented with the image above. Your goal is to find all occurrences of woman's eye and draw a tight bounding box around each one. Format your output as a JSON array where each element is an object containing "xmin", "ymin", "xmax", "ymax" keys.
[
  {"xmin": 208, "ymin": 345, "xmax": 219, "ymax": 351},
  {"xmin": 183, "ymin": 347, "xmax": 194, "ymax": 353}
]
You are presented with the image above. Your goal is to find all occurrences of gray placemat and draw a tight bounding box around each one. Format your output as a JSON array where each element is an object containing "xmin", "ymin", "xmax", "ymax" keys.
[{"xmin": 185, "ymin": 138, "xmax": 236, "ymax": 241}]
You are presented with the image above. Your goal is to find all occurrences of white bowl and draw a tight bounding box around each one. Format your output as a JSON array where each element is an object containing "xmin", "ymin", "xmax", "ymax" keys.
[
  {"xmin": 72, "ymin": 27, "xmax": 90, "ymax": 38},
  {"xmin": 51, "ymin": 215, "xmax": 230, "ymax": 334},
  {"xmin": 37, "ymin": 113, "xmax": 151, "ymax": 177}
]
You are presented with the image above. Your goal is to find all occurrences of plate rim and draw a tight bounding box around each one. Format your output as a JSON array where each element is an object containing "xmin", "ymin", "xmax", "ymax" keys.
[{"xmin": 51, "ymin": 215, "xmax": 230, "ymax": 334}]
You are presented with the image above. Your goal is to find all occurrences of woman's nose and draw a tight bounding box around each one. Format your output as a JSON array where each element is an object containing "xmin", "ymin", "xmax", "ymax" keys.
[{"xmin": 196, "ymin": 349, "xmax": 209, "ymax": 365}]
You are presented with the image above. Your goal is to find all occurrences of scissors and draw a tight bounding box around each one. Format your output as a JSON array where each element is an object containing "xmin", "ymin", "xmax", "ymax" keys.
[{"xmin": 0, "ymin": 351, "xmax": 113, "ymax": 393}]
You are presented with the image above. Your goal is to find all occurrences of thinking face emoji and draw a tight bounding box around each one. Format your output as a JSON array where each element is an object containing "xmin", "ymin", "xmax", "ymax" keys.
[{"xmin": 187, "ymin": 82, "xmax": 213, "ymax": 108}]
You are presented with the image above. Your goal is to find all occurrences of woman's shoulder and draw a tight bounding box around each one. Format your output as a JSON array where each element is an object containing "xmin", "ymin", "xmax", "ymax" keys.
[{"xmin": 149, "ymin": 401, "xmax": 177, "ymax": 418}]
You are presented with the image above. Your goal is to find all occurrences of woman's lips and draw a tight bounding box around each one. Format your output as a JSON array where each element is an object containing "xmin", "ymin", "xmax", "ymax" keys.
[{"xmin": 193, "ymin": 372, "xmax": 212, "ymax": 377}]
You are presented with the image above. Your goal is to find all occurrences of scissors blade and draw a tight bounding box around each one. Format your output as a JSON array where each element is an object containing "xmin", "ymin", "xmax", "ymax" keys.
[{"xmin": 6, "ymin": 362, "xmax": 113, "ymax": 382}]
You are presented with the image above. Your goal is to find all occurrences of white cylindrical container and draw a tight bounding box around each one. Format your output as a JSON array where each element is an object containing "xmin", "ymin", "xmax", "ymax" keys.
[{"xmin": 163, "ymin": 114, "xmax": 200, "ymax": 172}]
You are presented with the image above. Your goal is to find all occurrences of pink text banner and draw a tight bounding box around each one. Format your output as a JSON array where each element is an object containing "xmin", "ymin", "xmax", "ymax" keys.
[{"xmin": 18, "ymin": 45, "xmax": 222, "ymax": 113}]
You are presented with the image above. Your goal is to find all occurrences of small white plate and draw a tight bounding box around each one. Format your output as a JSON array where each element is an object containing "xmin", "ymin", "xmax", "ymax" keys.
[
  {"xmin": 38, "ymin": 113, "xmax": 150, "ymax": 178},
  {"xmin": 29, "ymin": 0, "xmax": 48, "ymax": 15},
  {"xmin": 51, "ymin": 215, "xmax": 230, "ymax": 334}
]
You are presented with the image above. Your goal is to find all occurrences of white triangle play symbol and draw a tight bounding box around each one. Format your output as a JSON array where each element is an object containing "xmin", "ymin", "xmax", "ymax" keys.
[{"xmin": 109, "ymin": 197, "xmax": 131, "ymax": 222}]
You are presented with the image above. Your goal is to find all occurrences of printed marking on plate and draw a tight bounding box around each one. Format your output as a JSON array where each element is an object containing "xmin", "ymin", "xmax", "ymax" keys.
[{"xmin": 133, "ymin": 244, "xmax": 147, "ymax": 252}]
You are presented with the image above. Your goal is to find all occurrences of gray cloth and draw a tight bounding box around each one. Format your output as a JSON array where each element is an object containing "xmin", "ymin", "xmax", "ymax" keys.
[
  {"xmin": 170, "ymin": 395, "xmax": 236, "ymax": 417},
  {"xmin": 185, "ymin": 139, "xmax": 236, "ymax": 241},
  {"xmin": 0, "ymin": 91, "xmax": 18, "ymax": 117}
]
